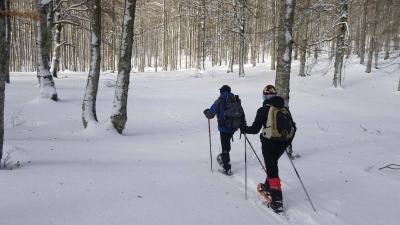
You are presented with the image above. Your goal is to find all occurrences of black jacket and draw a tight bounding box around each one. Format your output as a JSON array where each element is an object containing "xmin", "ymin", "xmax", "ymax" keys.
[{"xmin": 246, "ymin": 96, "xmax": 296, "ymax": 143}]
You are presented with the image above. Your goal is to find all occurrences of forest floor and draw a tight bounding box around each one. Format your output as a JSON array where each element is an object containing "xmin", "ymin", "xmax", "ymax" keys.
[{"xmin": 2, "ymin": 55, "xmax": 400, "ymax": 225}]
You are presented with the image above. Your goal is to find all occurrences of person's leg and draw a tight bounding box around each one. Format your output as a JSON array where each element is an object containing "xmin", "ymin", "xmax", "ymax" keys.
[
  {"xmin": 220, "ymin": 132, "xmax": 233, "ymax": 170},
  {"xmin": 261, "ymin": 140, "xmax": 287, "ymax": 213}
]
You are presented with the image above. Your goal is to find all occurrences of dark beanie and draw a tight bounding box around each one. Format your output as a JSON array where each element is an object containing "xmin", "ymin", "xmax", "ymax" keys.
[{"xmin": 219, "ymin": 85, "xmax": 231, "ymax": 93}]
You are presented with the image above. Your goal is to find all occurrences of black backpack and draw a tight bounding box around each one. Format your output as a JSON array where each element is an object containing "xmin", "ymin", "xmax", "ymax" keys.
[{"xmin": 218, "ymin": 95, "xmax": 244, "ymax": 129}]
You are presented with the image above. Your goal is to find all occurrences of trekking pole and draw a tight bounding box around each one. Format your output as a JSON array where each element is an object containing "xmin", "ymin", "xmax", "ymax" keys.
[
  {"xmin": 244, "ymin": 135, "xmax": 267, "ymax": 174},
  {"xmin": 208, "ymin": 119, "xmax": 213, "ymax": 172},
  {"xmin": 286, "ymin": 147, "xmax": 317, "ymax": 213},
  {"xmin": 244, "ymin": 135, "xmax": 247, "ymax": 200}
]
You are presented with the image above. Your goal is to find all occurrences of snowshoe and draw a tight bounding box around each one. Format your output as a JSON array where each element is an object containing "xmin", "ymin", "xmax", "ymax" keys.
[
  {"xmin": 218, "ymin": 168, "xmax": 233, "ymax": 176},
  {"xmin": 257, "ymin": 183, "xmax": 271, "ymax": 204}
]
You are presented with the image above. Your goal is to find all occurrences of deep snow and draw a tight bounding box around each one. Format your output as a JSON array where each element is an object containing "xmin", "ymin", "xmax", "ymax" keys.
[{"xmin": 1, "ymin": 55, "xmax": 400, "ymax": 225}]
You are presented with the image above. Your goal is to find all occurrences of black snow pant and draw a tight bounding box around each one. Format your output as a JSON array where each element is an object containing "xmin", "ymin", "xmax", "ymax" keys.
[
  {"xmin": 220, "ymin": 132, "xmax": 234, "ymax": 170},
  {"xmin": 261, "ymin": 138, "xmax": 288, "ymax": 180}
]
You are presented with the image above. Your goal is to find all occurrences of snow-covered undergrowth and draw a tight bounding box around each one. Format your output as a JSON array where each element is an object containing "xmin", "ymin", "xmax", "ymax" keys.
[{"xmin": 1, "ymin": 56, "xmax": 399, "ymax": 225}]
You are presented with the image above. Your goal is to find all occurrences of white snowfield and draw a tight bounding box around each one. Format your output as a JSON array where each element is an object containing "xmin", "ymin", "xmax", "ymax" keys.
[{"xmin": 2, "ymin": 57, "xmax": 400, "ymax": 225}]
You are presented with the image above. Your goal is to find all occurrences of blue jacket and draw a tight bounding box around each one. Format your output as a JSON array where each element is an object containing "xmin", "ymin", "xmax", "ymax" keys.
[{"xmin": 205, "ymin": 91, "xmax": 236, "ymax": 134}]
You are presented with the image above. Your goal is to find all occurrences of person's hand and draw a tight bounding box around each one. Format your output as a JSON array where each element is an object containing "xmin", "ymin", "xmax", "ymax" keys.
[
  {"xmin": 203, "ymin": 109, "xmax": 211, "ymax": 119},
  {"xmin": 240, "ymin": 126, "xmax": 246, "ymax": 134}
]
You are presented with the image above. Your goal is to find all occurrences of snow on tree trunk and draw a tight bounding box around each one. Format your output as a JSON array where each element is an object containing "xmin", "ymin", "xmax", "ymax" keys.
[
  {"xmin": 50, "ymin": 10, "xmax": 62, "ymax": 78},
  {"xmin": 0, "ymin": 0, "xmax": 6, "ymax": 163},
  {"xmin": 36, "ymin": 0, "xmax": 58, "ymax": 101},
  {"xmin": 82, "ymin": 0, "xmax": 101, "ymax": 128},
  {"xmin": 251, "ymin": 0, "xmax": 259, "ymax": 67},
  {"xmin": 333, "ymin": 0, "xmax": 348, "ymax": 88},
  {"xmin": 4, "ymin": 0, "xmax": 10, "ymax": 84},
  {"xmin": 201, "ymin": 0, "xmax": 206, "ymax": 71},
  {"xmin": 110, "ymin": 0, "xmax": 137, "ymax": 134},
  {"xmin": 162, "ymin": 0, "xmax": 168, "ymax": 71},
  {"xmin": 238, "ymin": 0, "xmax": 245, "ymax": 77},
  {"xmin": 275, "ymin": 0, "xmax": 296, "ymax": 106},
  {"xmin": 366, "ymin": 0, "xmax": 378, "ymax": 73},
  {"xmin": 398, "ymin": 73, "xmax": 400, "ymax": 91},
  {"xmin": 270, "ymin": 0, "xmax": 276, "ymax": 70}
]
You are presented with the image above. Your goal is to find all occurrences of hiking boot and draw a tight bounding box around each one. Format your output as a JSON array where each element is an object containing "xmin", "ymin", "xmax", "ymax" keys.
[
  {"xmin": 217, "ymin": 154, "xmax": 223, "ymax": 167},
  {"xmin": 269, "ymin": 189, "xmax": 283, "ymax": 213},
  {"xmin": 221, "ymin": 168, "xmax": 233, "ymax": 176},
  {"xmin": 217, "ymin": 153, "xmax": 231, "ymax": 171}
]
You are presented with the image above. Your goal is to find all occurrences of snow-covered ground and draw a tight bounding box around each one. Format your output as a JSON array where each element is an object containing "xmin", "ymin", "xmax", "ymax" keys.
[{"xmin": 1, "ymin": 56, "xmax": 400, "ymax": 225}]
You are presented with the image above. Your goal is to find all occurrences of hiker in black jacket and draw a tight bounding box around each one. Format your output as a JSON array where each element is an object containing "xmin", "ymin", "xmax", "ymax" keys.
[{"xmin": 242, "ymin": 85, "xmax": 296, "ymax": 213}]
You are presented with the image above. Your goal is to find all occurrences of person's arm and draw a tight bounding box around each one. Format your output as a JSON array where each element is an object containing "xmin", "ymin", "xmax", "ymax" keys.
[
  {"xmin": 245, "ymin": 107, "xmax": 265, "ymax": 134},
  {"xmin": 203, "ymin": 99, "xmax": 220, "ymax": 119}
]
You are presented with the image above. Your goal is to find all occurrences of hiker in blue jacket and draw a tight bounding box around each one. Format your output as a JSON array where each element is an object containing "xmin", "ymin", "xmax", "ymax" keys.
[{"xmin": 203, "ymin": 85, "xmax": 245, "ymax": 175}]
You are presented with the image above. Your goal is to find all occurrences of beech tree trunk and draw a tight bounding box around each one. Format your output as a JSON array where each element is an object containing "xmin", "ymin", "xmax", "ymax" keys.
[
  {"xmin": 238, "ymin": 0, "xmax": 245, "ymax": 77},
  {"xmin": 110, "ymin": 0, "xmax": 137, "ymax": 134},
  {"xmin": 299, "ymin": 0, "xmax": 310, "ymax": 77},
  {"xmin": 36, "ymin": 0, "xmax": 58, "ymax": 101},
  {"xmin": 270, "ymin": 0, "xmax": 276, "ymax": 70},
  {"xmin": 275, "ymin": 0, "xmax": 296, "ymax": 106},
  {"xmin": 359, "ymin": 0, "xmax": 367, "ymax": 64},
  {"xmin": 4, "ymin": 0, "xmax": 10, "ymax": 84},
  {"xmin": 0, "ymin": 0, "xmax": 6, "ymax": 163},
  {"xmin": 50, "ymin": 21, "xmax": 62, "ymax": 78},
  {"xmin": 82, "ymin": 0, "xmax": 101, "ymax": 128},
  {"xmin": 366, "ymin": 0, "xmax": 378, "ymax": 73},
  {"xmin": 333, "ymin": 0, "xmax": 348, "ymax": 88}
]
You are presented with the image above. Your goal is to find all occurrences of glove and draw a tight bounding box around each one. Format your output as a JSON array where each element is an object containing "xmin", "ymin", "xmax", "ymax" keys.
[
  {"xmin": 203, "ymin": 109, "xmax": 212, "ymax": 119},
  {"xmin": 240, "ymin": 126, "xmax": 246, "ymax": 134}
]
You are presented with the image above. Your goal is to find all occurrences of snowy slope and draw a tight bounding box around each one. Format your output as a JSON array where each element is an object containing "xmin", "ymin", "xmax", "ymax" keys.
[{"xmin": 1, "ymin": 56, "xmax": 399, "ymax": 225}]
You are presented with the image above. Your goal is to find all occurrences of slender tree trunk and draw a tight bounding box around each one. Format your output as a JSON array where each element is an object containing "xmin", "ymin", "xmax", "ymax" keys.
[
  {"xmin": 155, "ymin": 29, "xmax": 159, "ymax": 72},
  {"xmin": 275, "ymin": 0, "xmax": 296, "ymax": 106},
  {"xmin": 251, "ymin": 0, "xmax": 259, "ymax": 67},
  {"xmin": 333, "ymin": 0, "xmax": 348, "ymax": 88},
  {"xmin": 4, "ymin": 0, "xmax": 10, "ymax": 83},
  {"xmin": 354, "ymin": 16, "xmax": 360, "ymax": 56},
  {"xmin": 178, "ymin": 2, "xmax": 182, "ymax": 69},
  {"xmin": 82, "ymin": 0, "xmax": 101, "ymax": 128},
  {"xmin": 110, "ymin": 0, "xmax": 137, "ymax": 134},
  {"xmin": 270, "ymin": 0, "xmax": 276, "ymax": 70},
  {"xmin": 359, "ymin": 0, "xmax": 367, "ymax": 64},
  {"xmin": 163, "ymin": 0, "xmax": 168, "ymax": 71},
  {"xmin": 394, "ymin": 1, "xmax": 400, "ymax": 50},
  {"xmin": 238, "ymin": 0, "xmax": 245, "ymax": 77},
  {"xmin": 228, "ymin": 34, "xmax": 235, "ymax": 73},
  {"xmin": 383, "ymin": 0, "xmax": 392, "ymax": 60},
  {"xmin": 0, "ymin": 0, "xmax": 7, "ymax": 163},
  {"xmin": 50, "ymin": 21, "xmax": 62, "ymax": 78},
  {"xmin": 201, "ymin": 0, "xmax": 206, "ymax": 71},
  {"xmin": 293, "ymin": 32, "xmax": 298, "ymax": 60},
  {"xmin": 366, "ymin": 0, "xmax": 378, "ymax": 73},
  {"xmin": 299, "ymin": 0, "xmax": 310, "ymax": 77},
  {"xmin": 398, "ymin": 72, "xmax": 400, "ymax": 91},
  {"xmin": 36, "ymin": 0, "xmax": 58, "ymax": 101}
]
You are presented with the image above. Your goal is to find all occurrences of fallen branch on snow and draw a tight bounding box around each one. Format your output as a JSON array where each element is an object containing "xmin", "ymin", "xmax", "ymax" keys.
[{"xmin": 379, "ymin": 164, "xmax": 400, "ymax": 170}]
